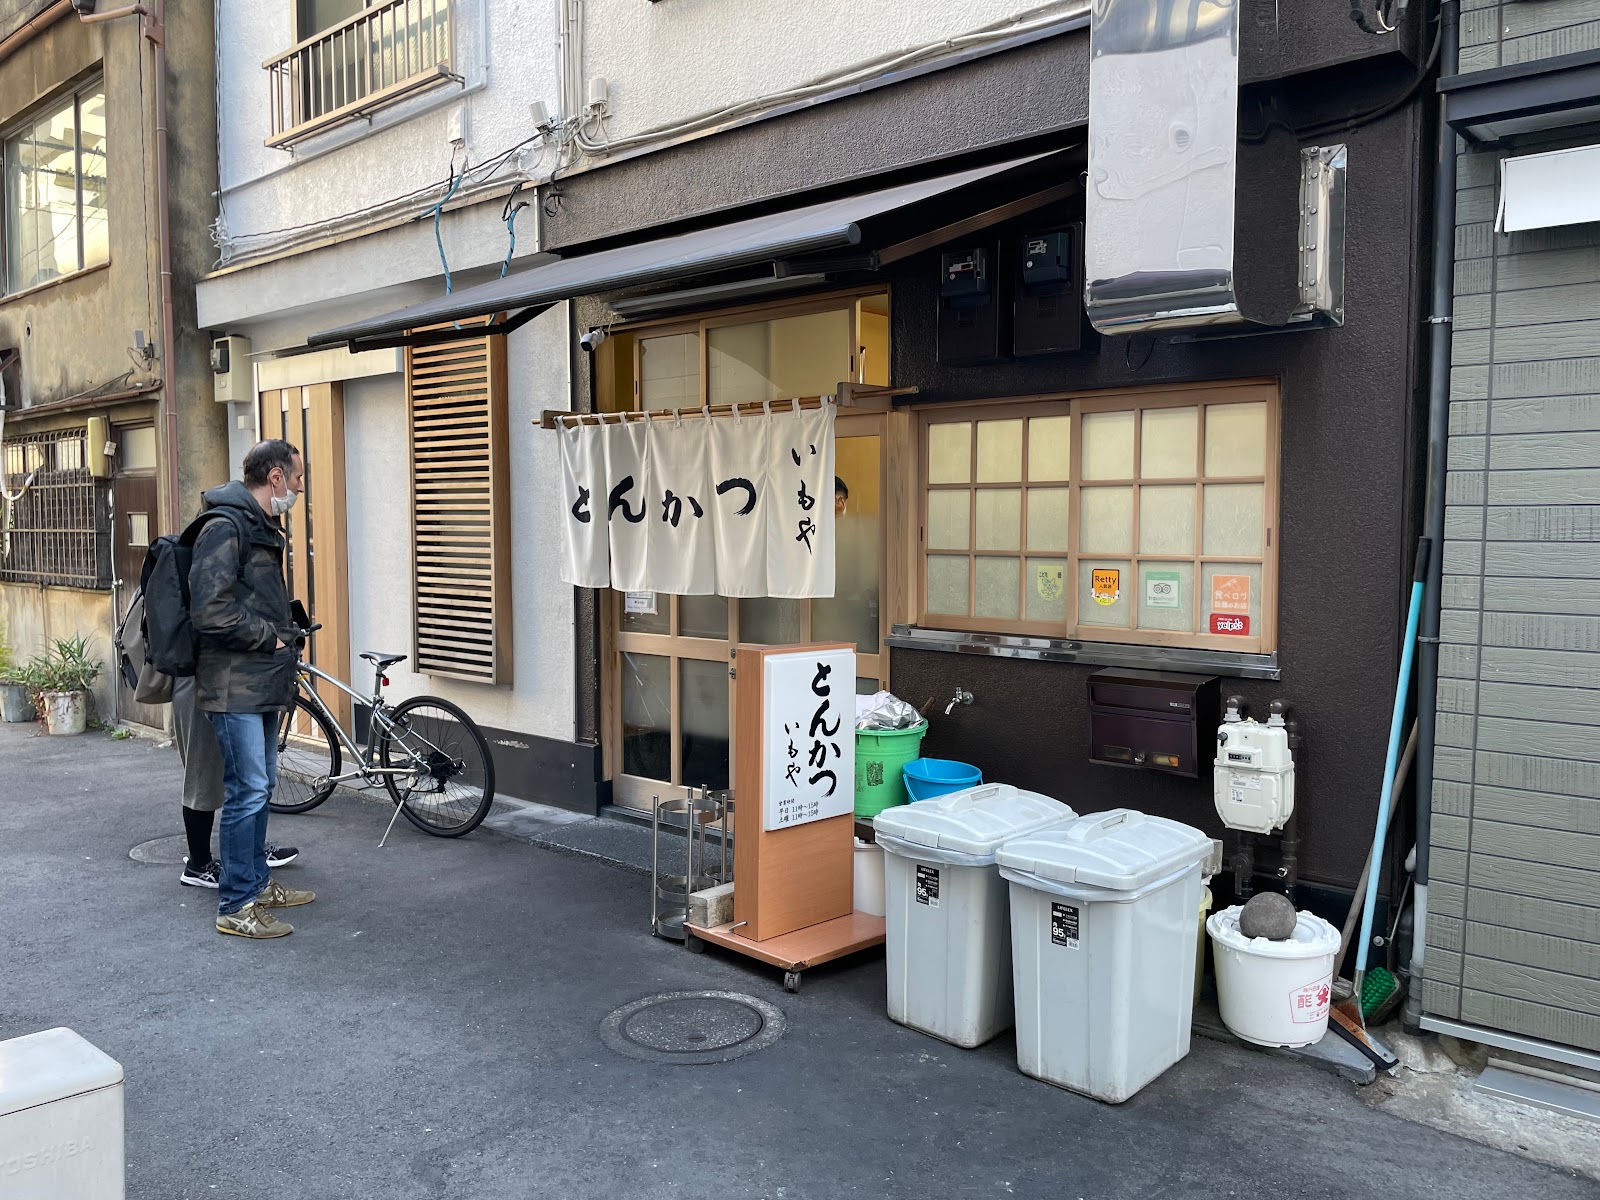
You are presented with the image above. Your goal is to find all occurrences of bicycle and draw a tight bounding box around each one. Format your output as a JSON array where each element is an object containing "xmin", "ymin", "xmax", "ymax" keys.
[{"xmin": 267, "ymin": 621, "xmax": 497, "ymax": 840}]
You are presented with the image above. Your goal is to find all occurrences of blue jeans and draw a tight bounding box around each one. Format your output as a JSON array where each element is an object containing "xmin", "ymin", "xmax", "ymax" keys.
[{"xmin": 208, "ymin": 712, "xmax": 279, "ymax": 915}]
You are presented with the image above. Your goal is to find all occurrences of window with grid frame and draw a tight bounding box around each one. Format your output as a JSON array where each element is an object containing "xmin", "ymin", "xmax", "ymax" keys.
[
  {"xmin": 919, "ymin": 381, "xmax": 1279, "ymax": 652},
  {"xmin": 1, "ymin": 429, "xmax": 111, "ymax": 589},
  {"xmin": 3, "ymin": 78, "xmax": 108, "ymax": 295}
]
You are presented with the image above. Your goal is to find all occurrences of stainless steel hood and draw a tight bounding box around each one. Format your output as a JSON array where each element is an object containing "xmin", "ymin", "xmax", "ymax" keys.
[{"xmin": 1085, "ymin": 0, "xmax": 1345, "ymax": 334}]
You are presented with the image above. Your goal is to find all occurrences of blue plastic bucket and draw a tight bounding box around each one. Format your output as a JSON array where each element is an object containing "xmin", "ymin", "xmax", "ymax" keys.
[{"xmin": 902, "ymin": 758, "xmax": 983, "ymax": 803}]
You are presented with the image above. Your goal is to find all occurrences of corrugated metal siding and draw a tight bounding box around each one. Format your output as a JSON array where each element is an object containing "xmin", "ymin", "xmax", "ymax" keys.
[{"xmin": 1425, "ymin": 118, "xmax": 1600, "ymax": 1052}]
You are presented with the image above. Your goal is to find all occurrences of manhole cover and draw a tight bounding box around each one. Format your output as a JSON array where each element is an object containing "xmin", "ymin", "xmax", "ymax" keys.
[
  {"xmin": 599, "ymin": 991, "xmax": 785, "ymax": 1065},
  {"xmin": 129, "ymin": 835, "xmax": 188, "ymax": 865}
]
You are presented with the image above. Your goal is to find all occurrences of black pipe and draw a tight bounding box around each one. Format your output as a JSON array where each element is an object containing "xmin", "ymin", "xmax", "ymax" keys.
[{"xmin": 1405, "ymin": 0, "xmax": 1460, "ymax": 1033}]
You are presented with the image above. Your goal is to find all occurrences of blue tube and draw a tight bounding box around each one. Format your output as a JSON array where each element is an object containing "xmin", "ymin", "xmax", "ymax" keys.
[{"xmin": 1355, "ymin": 538, "xmax": 1432, "ymax": 978}]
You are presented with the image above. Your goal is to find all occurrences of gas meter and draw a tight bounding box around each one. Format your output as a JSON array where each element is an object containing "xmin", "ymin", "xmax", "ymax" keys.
[{"xmin": 1213, "ymin": 698, "xmax": 1295, "ymax": 834}]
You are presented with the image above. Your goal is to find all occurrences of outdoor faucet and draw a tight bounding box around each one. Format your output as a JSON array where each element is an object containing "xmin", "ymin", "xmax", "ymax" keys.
[{"xmin": 945, "ymin": 688, "xmax": 973, "ymax": 716}]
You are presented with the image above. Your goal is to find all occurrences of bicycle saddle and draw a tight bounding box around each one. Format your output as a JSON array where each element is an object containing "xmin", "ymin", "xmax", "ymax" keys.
[{"xmin": 360, "ymin": 652, "xmax": 408, "ymax": 669}]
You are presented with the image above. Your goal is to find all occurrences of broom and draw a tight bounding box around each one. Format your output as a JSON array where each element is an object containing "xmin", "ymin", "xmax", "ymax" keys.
[{"xmin": 1331, "ymin": 537, "xmax": 1430, "ymax": 1069}]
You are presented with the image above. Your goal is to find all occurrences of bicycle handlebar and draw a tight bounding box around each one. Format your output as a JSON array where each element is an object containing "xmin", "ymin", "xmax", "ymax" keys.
[{"xmin": 293, "ymin": 622, "xmax": 324, "ymax": 638}]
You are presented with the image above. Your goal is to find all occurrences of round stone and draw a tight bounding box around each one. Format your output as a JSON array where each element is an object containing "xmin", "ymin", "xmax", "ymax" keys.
[
  {"xmin": 599, "ymin": 991, "xmax": 786, "ymax": 1065},
  {"xmin": 129, "ymin": 835, "xmax": 189, "ymax": 865},
  {"xmin": 1239, "ymin": 891, "xmax": 1298, "ymax": 940}
]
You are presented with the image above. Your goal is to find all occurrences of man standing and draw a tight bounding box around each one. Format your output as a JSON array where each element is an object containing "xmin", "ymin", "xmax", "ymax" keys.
[{"xmin": 189, "ymin": 439, "xmax": 314, "ymax": 938}]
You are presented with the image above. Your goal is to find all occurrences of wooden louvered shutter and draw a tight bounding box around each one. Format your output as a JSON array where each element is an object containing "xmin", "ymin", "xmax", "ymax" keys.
[{"xmin": 406, "ymin": 322, "xmax": 512, "ymax": 683}]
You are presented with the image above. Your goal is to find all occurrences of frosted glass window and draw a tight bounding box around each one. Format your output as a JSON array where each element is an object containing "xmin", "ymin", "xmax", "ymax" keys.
[
  {"xmin": 120, "ymin": 426, "xmax": 157, "ymax": 470},
  {"xmin": 1205, "ymin": 402, "xmax": 1268, "ymax": 476},
  {"xmin": 740, "ymin": 598, "xmax": 804, "ymax": 644},
  {"xmin": 927, "ymin": 555, "xmax": 969, "ymax": 615},
  {"xmin": 1026, "ymin": 488, "xmax": 1070, "ymax": 552},
  {"xmin": 927, "ymin": 491, "xmax": 970, "ymax": 550},
  {"xmin": 1138, "ymin": 562, "xmax": 1194, "ymax": 632},
  {"xmin": 1078, "ymin": 560, "xmax": 1132, "ymax": 627},
  {"xmin": 928, "ymin": 423, "xmax": 971, "ymax": 484},
  {"xmin": 1141, "ymin": 407, "xmax": 1198, "ymax": 478},
  {"xmin": 679, "ymin": 595, "xmax": 728, "ymax": 639},
  {"xmin": 1204, "ymin": 562, "xmax": 1263, "ymax": 633},
  {"xmin": 1079, "ymin": 486, "xmax": 1133, "ymax": 555},
  {"xmin": 974, "ymin": 557, "xmax": 1020, "ymax": 620},
  {"xmin": 1026, "ymin": 558, "xmax": 1068, "ymax": 623},
  {"xmin": 709, "ymin": 309, "xmax": 850, "ymax": 404},
  {"xmin": 1028, "ymin": 416, "xmax": 1071, "ymax": 481},
  {"xmin": 1203, "ymin": 484, "xmax": 1265, "ymax": 556},
  {"xmin": 975, "ymin": 489, "xmax": 1022, "ymax": 551},
  {"xmin": 1082, "ymin": 411, "xmax": 1135, "ymax": 480},
  {"xmin": 976, "ymin": 419, "xmax": 1024, "ymax": 483},
  {"xmin": 640, "ymin": 334, "xmax": 699, "ymax": 410},
  {"xmin": 1139, "ymin": 486, "xmax": 1196, "ymax": 555}
]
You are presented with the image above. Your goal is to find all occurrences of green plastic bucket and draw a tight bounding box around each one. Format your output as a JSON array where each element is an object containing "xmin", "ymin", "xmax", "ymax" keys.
[{"xmin": 854, "ymin": 721, "xmax": 929, "ymax": 819}]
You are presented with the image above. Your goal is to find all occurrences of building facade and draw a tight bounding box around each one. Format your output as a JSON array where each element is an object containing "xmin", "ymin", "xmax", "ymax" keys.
[
  {"xmin": 1419, "ymin": 2, "xmax": 1600, "ymax": 1062},
  {"xmin": 0, "ymin": 0, "xmax": 224, "ymax": 726},
  {"xmin": 305, "ymin": 0, "xmax": 1440, "ymax": 930}
]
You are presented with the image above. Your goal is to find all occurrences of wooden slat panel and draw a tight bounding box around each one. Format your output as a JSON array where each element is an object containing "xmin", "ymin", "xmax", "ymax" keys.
[{"xmin": 406, "ymin": 323, "xmax": 511, "ymax": 684}]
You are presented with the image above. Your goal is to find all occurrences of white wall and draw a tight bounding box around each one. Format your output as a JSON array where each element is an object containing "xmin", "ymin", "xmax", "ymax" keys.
[
  {"xmin": 215, "ymin": 0, "xmax": 561, "ymax": 261},
  {"xmin": 580, "ymin": 0, "xmax": 1066, "ymax": 143},
  {"xmin": 340, "ymin": 303, "xmax": 573, "ymax": 743}
]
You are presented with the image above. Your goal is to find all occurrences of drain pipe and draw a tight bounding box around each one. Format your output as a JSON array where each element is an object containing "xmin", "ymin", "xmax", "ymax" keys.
[
  {"xmin": 1404, "ymin": 0, "xmax": 1460, "ymax": 1033},
  {"xmin": 80, "ymin": 2, "xmax": 177, "ymax": 532}
]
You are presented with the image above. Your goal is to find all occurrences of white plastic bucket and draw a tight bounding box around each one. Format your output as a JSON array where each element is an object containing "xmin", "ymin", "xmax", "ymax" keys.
[
  {"xmin": 1207, "ymin": 904, "xmax": 1341, "ymax": 1048},
  {"xmin": 42, "ymin": 691, "xmax": 87, "ymax": 736},
  {"xmin": 853, "ymin": 838, "xmax": 886, "ymax": 917}
]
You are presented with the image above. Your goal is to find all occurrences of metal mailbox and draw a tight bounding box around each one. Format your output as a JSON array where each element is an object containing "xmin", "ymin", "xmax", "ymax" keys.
[{"xmin": 1087, "ymin": 669, "xmax": 1220, "ymax": 778}]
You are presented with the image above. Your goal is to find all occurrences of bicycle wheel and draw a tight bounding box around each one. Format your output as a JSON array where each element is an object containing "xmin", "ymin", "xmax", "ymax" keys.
[
  {"xmin": 379, "ymin": 695, "xmax": 496, "ymax": 837},
  {"xmin": 269, "ymin": 696, "xmax": 342, "ymax": 814}
]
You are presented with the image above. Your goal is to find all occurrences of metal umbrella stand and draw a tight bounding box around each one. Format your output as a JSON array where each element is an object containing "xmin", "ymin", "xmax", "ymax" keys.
[{"xmin": 651, "ymin": 787, "xmax": 730, "ymax": 941}]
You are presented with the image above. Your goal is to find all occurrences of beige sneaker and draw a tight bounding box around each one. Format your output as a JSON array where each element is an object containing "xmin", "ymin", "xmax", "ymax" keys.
[
  {"xmin": 216, "ymin": 903, "xmax": 293, "ymax": 939},
  {"xmin": 254, "ymin": 877, "xmax": 315, "ymax": 908}
]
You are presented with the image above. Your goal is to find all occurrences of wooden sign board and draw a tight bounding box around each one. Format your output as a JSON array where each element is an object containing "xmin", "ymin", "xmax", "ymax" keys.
[{"xmin": 734, "ymin": 642, "xmax": 856, "ymax": 942}]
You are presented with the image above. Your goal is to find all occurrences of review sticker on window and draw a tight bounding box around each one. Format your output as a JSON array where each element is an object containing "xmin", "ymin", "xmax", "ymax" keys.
[
  {"xmin": 1209, "ymin": 574, "xmax": 1251, "ymax": 635},
  {"xmin": 1091, "ymin": 568, "xmax": 1121, "ymax": 607}
]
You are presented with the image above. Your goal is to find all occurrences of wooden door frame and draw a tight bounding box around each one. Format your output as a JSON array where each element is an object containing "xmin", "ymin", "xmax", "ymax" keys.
[
  {"xmin": 261, "ymin": 384, "xmax": 351, "ymax": 729},
  {"xmin": 603, "ymin": 411, "xmax": 892, "ymax": 810}
]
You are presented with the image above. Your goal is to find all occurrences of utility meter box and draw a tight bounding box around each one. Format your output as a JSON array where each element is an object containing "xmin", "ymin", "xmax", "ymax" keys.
[
  {"xmin": 210, "ymin": 335, "xmax": 250, "ymax": 404},
  {"xmin": 1213, "ymin": 705, "xmax": 1295, "ymax": 833},
  {"xmin": 0, "ymin": 1027, "xmax": 124, "ymax": 1199},
  {"xmin": 938, "ymin": 241, "xmax": 1008, "ymax": 366},
  {"xmin": 1087, "ymin": 669, "xmax": 1219, "ymax": 778}
]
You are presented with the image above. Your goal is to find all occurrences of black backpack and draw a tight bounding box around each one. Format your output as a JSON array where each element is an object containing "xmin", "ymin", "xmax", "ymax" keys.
[{"xmin": 137, "ymin": 508, "xmax": 251, "ymax": 678}]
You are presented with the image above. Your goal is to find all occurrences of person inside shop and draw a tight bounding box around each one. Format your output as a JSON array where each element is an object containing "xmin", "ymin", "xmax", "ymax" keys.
[{"xmin": 835, "ymin": 476, "xmax": 848, "ymax": 517}]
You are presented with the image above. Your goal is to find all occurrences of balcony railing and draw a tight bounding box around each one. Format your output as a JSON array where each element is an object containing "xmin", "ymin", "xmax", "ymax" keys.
[{"xmin": 265, "ymin": 0, "xmax": 454, "ymax": 148}]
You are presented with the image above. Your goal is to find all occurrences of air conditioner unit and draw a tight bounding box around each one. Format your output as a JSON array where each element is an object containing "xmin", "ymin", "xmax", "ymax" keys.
[{"xmin": 210, "ymin": 335, "xmax": 251, "ymax": 404}]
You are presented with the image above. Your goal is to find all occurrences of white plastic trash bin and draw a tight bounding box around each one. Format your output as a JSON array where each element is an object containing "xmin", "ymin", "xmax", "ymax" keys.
[
  {"xmin": 875, "ymin": 783, "xmax": 1076, "ymax": 1047},
  {"xmin": 997, "ymin": 809, "xmax": 1213, "ymax": 1103},
  {"xmin": 1208, "ymin": 905, "xmax": 1341, "ymax": 1048},
  {"xmin": 0, "ymin": 1027, "xmax": 124, "ymax": 1199},
  {"xmin": 854, "ymin": 837, "xmax": 887, "ymax": 917}
]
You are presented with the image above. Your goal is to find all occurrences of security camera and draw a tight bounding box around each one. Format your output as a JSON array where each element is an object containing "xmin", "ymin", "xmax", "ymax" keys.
[{"xmin": 578, "ymin": 327, "xmax": 608, "ymax": 353}]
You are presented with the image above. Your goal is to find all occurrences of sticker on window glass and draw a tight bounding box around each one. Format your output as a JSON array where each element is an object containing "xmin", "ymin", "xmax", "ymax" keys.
[
  {"xmin": 1035, "ymin": 563, "xmax": 1064, "ymax": 601},
  {"xmin": 1209, "ymin": 573, "xmax": 1251, "ymax": 635},
  {"xmin": 624, "ymin": 591, "xmax": 658, "ymax": 615},
  {"xmin": 1145, "ymin": 570, "xmax": 1181, "ymax": 610},
  {"xmin": 1091, "ymin": 568, "xmax": 1121, "ymax": 606}
]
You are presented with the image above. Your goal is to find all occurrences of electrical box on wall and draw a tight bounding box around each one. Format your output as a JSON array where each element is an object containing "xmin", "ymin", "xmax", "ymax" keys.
[
  {"xmin": 1013, "ymin": 223, "xmax": 1084, "ymax": 357},
  {"xmin": 937, "ymin": 241, "xmax": 1008, "ymax": 366},
  {"xmin": 1087, "ymin": 668, "xmax": 1220, "ymax": 778},
  {"xmin": 211, "ymin": 335, "xmax": 250, "ymax": 404},
  {"xmin": 1213, "ymin": 698, "xmax": 1296, "ymax": 834}
]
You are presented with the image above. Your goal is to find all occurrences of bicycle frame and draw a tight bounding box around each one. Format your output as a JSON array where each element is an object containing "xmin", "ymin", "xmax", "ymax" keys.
[{"xmin": 290, "ymin": 661, "xmax": 429, "ymax": 786}]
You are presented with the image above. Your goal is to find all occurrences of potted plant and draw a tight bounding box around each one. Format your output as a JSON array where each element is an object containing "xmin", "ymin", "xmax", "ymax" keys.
[
  {"xmin": 31, "ymin": 636, "xmax": 102, "ymax": 736},
  {"xmin": 0, "ymin": 631, "xmax": 38, "ymax": 723}
]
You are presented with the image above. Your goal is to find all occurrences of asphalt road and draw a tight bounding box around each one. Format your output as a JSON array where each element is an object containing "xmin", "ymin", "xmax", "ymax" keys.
[{"xmin": 2, "ymin": 723, "xmax": 1594, "ymax": 1200}]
